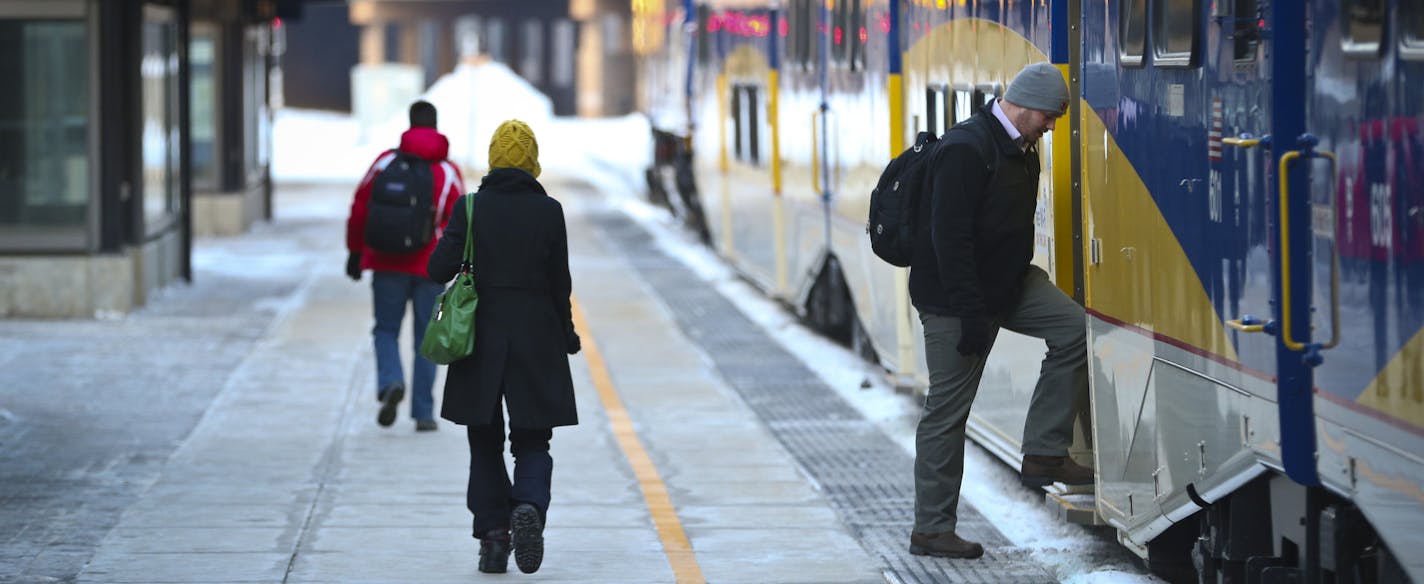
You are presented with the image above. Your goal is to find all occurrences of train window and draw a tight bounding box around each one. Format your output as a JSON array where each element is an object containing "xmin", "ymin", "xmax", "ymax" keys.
[
  {"xmin": 925, "ymin": 85, "xmax": 950, "ymax": 137},
  {"xmin": 831, "ymin": 0, "xmax": 864, "ymax": 71},
  {"xmin": 1152, "ymin": 0, "xmax": 1200, "ymax": 67},
  {"xmin": 731, "ymin": 84, "xmax": 761, "ymax": 165},
  {"xmin": 954, "ymin": 89, "xmax": 973, "ymax": 124},
  {"xmin": 1341, "ymin": 0, "xmax": 1385, "ymax": 58},
  {"xmin": 1120, "ymin": 0, "xmax": 1147, "ymax": 67},
  {"xmin": 1226, "ymin": 0, "xmax": 1261, "ymax": 61},
  {"xmin": 1405, "ymin": 0, "xmax": 1424, "ymax": 59},
  {"xmin": 786, "ymin": 0, "xmax": 816, "ymax": 70}
]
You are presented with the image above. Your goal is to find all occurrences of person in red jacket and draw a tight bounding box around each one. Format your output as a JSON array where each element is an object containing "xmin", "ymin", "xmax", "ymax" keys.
[{"xmin": 346, "ymin": 100, "xmax": 465, "ymax": 431}]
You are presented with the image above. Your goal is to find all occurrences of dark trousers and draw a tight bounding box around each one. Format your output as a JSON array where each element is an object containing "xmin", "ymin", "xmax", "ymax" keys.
[{"xmin": 466, "ymin": 403, "xmax": 553, "ymax": 539}]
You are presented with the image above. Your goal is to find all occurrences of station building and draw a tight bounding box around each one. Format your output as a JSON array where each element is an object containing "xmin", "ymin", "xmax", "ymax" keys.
[{"xmin": 0, "ymin": 0, "xmax": 280, "ymax": 317}]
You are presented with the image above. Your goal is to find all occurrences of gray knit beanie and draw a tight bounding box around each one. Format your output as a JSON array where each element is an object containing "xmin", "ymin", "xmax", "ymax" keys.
[{"xmin": 1004, "ymin": 62, "xmax": 1068, "ymax": 115}]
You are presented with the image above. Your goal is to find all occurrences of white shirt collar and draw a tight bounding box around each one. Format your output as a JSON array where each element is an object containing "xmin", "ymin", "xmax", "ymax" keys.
[{"xmin": 990, "ymin": 99, "xmax": 1023, "ymax": 148}]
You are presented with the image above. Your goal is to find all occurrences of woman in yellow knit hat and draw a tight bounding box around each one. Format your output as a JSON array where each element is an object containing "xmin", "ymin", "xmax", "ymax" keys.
[{"xmin": 427, "ymin": 119, "xmax": 579, "ymax": 575}]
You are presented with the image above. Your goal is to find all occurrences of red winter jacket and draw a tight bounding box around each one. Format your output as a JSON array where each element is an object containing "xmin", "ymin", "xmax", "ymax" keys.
[{"xmin": 346, "ymin": 127, "xmax": 466, "ymax": 277}]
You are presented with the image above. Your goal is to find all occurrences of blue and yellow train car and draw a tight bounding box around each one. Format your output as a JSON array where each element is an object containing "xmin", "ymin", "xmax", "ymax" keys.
[{"xmin": 636, "ymin": 0, "xmax": 1423, "ymax": 581}]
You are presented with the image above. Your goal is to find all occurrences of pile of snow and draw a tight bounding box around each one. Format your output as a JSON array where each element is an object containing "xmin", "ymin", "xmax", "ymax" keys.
[{"xmin": 273, "ymin": 61, "xmax": 649, "ymax": 201}]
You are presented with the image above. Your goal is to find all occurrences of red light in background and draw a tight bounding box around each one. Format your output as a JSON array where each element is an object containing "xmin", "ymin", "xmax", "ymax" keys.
[
  {"xmin": 859, "ymin": 27, "xmax": 867, "ymax": 43},
  {"xmin": 834, "ymin": 26, "xmax": 843, "ymax": 45},
  {"xmin": 273, "ymin": 17, "xmax": 282, "ymax": 29}
]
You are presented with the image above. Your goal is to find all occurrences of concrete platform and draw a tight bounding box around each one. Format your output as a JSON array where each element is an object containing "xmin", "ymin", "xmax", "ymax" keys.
[{"xmin": 66, "ymin": 181, "xmax": 882, "ymax": 583}]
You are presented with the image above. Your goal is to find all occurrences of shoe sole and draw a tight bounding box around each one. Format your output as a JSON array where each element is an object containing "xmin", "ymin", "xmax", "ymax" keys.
[
  {"xmin": 511, "ymin": 504, "xmax": 544, "ymax": 574},
  {"xmin": 909, "ymin": 544, "xmax": 985, "ymax": 559},
  {"xmin": 377, "ymin": 387, "xmax": 404, "ymax": 427}
]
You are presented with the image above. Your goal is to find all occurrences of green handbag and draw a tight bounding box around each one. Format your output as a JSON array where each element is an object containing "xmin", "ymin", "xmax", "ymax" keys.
[{"xmin": 419, "ymin": 195, "xmax": 478, "ymax": 365}]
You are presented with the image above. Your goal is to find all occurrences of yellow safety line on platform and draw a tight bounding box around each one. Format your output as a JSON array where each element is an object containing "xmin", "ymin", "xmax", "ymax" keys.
[{"xmin": 571, "ymin": 297, "xmax": 707, "ymax": 584}]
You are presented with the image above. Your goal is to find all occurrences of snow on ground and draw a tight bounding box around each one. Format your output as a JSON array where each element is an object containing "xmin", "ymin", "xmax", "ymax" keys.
[{"xmin": 270, "ymin": 63, "xmax": 1154, "ymax": 583}]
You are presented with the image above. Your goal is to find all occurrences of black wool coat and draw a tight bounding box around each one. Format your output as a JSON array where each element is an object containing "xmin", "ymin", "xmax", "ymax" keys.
[
  {"xmin": 908, "ymin": 104, "xmax": 1040, "ymax": 318},
  {"xmin": 427, "ymin": 168, "xmax": 578, "ymax": 429}
]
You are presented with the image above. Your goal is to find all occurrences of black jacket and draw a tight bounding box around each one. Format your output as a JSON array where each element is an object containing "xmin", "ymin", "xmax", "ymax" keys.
[
  {"xmin": 427, "ymin": 168, "xmax": 578, "ymax": 428},
  {"xmin": 909, "ymin": 104, "xmax": 1040, "ymax": 318}
]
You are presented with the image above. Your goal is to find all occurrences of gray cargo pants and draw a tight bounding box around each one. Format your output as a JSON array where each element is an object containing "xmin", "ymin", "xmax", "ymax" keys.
[{"xmin": 913, "ymin": 265, "xmax": 1088, "ymax": 534}]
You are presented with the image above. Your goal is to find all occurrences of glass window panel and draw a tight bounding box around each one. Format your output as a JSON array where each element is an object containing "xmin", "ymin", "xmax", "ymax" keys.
[
  {"xmin": 521, "ymin": 20, "xmax": 543, "ymax": 83},
  {"xmin": 1152, "ymin": 0, "xmax": 1198, "ymax": 67},
  {"xmin": 190, "ymin": 30, "xmax": 218, "ymax": 189},
  {"xmin": 1342, "ymin": 0, "xmax": 1385, "ymax": 56},
  {"xmin": 1120, "ymin": 0, "xmax": 1147, "ymax": 66},
  {"xmin": 554, "ymin": 19, "xmax": 575, "ymax": 87},
  {"xmin": 1233, "ymin": 0, "xmax": 1260, "ymax": 61},
  {"xmin": 1407, "ymin": 0, "xmax": 1424, "ymax": 49},
  {"xmin": 0, "ymin": 19, "xmax": 90, "ymax": 233},
  {"xmin": 141, "ymin": 11, "xmax": 178, "ymax": 229}
]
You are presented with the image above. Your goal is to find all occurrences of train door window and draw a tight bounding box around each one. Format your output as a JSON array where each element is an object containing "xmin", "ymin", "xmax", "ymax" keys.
[
  {"xmin": 732, "ymin": 84, "xmax": 761, "ymax": 165},
  {"xmin": 1227, "ymin": 0, "xmax": 1260, "ymax": 61},
  {"xmin": 1341, "ymin": 0, "xmax": 1385, "ymax": 58},
  {"xmin": 972, "ymin": 83, "xmax": 999, "ymax": 109},
  {"xmin": 1405, "ymin": 0, "xmax": 1424, "ymax": 59},
  {"xmin": 1120, "ymin": 0, "xmax": 1148, "ymax": 67},
  {"xmin": 954, "ymin": 89, "xmax": 973, "ymax": 124},
  {"xmin": 925, "ymin": 85, "xmax": 950, "ymax": 137},
  {"xmin": 1153, "ymin": 0, "xmax": 1200, "ymax": 67}
]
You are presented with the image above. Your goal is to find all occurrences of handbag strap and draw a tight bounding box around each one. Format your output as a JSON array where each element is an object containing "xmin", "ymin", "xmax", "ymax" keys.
[{"xmin": 460, "ymin": 193, "xmax": 475, "ymax": 273}]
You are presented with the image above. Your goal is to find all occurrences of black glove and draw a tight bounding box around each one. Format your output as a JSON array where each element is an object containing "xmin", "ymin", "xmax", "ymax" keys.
[
  {"xmin": 956, "ymin": 314, "xmax": 992, "ymax": 356},
  {"xmin": 565, "ymin": 320, "xmax": 581, "ymax": 355},
  {"xmin": 345, "ymin": 252, "xmax": 362, "ymax": 281}
]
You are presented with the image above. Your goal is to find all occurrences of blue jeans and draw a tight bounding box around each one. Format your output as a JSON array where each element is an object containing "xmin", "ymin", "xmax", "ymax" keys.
[{"xmin": 371, "ymin": 271, "xmax": 444, "ymax": 421}]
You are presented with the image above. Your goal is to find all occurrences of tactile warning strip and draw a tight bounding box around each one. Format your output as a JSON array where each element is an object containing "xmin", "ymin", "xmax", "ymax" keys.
[{"xmin": 593, "ymin": 212, "xmax": 1055, "ymax": 584}]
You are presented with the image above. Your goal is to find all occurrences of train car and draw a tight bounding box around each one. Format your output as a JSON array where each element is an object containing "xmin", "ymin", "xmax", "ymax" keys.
[
  {"xmin": 1081, "ymin": 0, "xmax": 1423, "ymax": 581},
  {"xmin": 635, "ymin": 0, "xmax": 1423, "ymax": 581}
]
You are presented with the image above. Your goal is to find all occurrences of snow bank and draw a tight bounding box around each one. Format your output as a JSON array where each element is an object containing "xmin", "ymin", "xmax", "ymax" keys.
[{"xmin": 274, "ymin": 61, "xmax": 649, "ymax": 200}]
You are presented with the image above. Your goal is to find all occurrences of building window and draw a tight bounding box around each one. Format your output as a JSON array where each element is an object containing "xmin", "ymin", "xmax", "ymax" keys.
[
  {"xmin": 1120, "ymin": 0, "xmax": 1147, "ymax": 67},
  {"xmin": 243, "ymin": 24, "xmax": 270, "ymax": 180},
  {"xmin": 521, "ymin": 20, "xmax": 543, "ymax": 84},
  {"xmin": 485, "ymin": 17, "xmax": 505, "ymax": 62},
  {"xmin": 1341, "ymin": 0, "xmax": 1385, "ymax": 58},
  {"xmin": 1153, "ymin": 0, "xmax": 1199, "ymax": 68},
  {"xmin": 552, "ymin": 19, "xmax": 574, "ymax": 88},
  {"xmin": 0, "ymin": 15, "xmax": 90, "ymax": 245},
  {"xmin": 190, "ymin": 25, "xmax": 219, "ymax": 190},
  {"xmin": 141, "ymin": 6, "xmax": 179, "ymax": 234}
]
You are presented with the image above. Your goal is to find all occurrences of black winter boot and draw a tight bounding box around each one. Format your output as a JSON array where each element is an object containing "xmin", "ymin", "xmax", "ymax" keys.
[{"xmin": 478, "ymin": 529, "xmax": 510, "ymax": 574}]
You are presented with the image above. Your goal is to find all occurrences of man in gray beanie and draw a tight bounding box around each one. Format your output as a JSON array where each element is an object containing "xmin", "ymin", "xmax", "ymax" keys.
[{"xmin": 905, "ymin": 62, "xmax": 1089, "ymax": 560}]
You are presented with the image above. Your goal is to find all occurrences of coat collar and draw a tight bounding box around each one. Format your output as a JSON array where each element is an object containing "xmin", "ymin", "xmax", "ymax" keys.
[{"xmin": 478, "ymin": 167, "xmax": 547, "ymax": 195}]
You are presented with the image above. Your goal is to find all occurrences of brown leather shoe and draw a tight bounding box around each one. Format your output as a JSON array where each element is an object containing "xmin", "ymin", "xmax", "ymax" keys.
[
  {"xmin": 909, "ymin": 531, "xmax": 985, "ymax": 559},
  {"xmin": 1021, "ymin": 454, "xmax": 1094, "ymax": 487}
]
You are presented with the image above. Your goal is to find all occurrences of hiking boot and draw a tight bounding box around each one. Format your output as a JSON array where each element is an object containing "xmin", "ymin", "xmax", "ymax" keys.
[
  {"xmin": 511, "ymin": 503, "xmax": 544, "ymax": 574},
  {"xmin": 415, "ymin": 419, "xmax": 438, "ymax": 432},
  {"xmin": 376, "ymin": 383, "xmax": 404, "ymax": 428},
  {"xmin": 1020, "ymin": 454, "xmax": 1095, "ymax": 488},
  {"xmin": 909, "ymin": 531, "xmax": 984, "ymax": 559},
  {"xmin": 478, "ymin": 529, "xmax": 511, "ymax": 574}
]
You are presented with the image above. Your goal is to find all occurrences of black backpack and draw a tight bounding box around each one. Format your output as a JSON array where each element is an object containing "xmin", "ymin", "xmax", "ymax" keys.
[
  {"xmin": 364, "ymin": 150, "xmax": 437, "ymax": 254},
  {"xmin": 867, "ymin": 131, "xmax": 941, "ymax": 267}
]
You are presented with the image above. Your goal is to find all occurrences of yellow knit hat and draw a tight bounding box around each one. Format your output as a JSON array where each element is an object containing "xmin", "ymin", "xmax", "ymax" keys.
[{"xmin": 488, "ymin": 119, "xmax": 541, "ymax": 178}]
